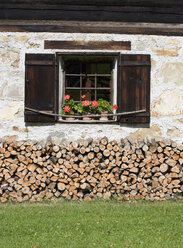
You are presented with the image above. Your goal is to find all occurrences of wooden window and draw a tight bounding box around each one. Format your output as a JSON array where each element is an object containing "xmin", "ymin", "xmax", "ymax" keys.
[{"xmin": 25, "ymin": 53, "xmax": 150, "ymax": 124}]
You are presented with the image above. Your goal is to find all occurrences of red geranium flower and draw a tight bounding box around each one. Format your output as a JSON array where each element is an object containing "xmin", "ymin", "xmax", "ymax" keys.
[
  {"xmin": 82, "ymin": 100, "xmax": 90, "ymax": 107},
  {"xmin": 92, "ymin": 100, "xmax": 98, "ymax": 108},
  {"xmin": 64, "ymin": 106, "xmax": 71, "ymax": 113},
  {"xmin": 112, "ymin": 104, "xmax": 118, "ymax": 110},
  {"xmin": 64, "ymin": 95, "xmax": 70, "ymax": 100},
  {"xmin": 81, "ymin": 95, "xmax": 86, "ymax": 99}
]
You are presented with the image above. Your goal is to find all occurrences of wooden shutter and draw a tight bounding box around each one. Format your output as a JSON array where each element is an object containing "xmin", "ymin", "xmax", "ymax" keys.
[
  {"xmin": 25, "ymin": 54, "xmax": 58, "ymax": 122},
  {"xmin": 117, "ymin": 54, "xmax": 151, "ymax": 124}
]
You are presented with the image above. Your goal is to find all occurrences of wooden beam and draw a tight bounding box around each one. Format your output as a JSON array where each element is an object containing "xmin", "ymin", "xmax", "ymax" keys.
[
  {"xmin": 1, "ymin": 21, "xmax": 183, "ymax": 36},
  {"xmin": 44, "ymin": 40, "xmax": 131, "ymax": 50},
  {"xmin": 1, "ymin": 0, "xmax": 183, "ymax": 8},
  {"xmin": 0, "ymin": 2, "xmax": 183, "ymax": 23}
]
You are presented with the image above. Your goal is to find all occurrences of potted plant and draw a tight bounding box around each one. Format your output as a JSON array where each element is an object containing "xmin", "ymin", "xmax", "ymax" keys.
[
  {"xmin": 75, "ymin": 99, "xmax": 92, "ymax": 121},
  {"xmin": 97, "ymin": 99, "xmax": 113, "ymax": 121},
  {"xmin": 62, "ymin": 95, "xmax": 75, "ymax": 120},
  {"xmin": 90, "ymin": 100, "xmax": 99, "ymax": 119},
  {"xmin": 73, "ymin": 95, "xmax": 93, "ymax": 120}
]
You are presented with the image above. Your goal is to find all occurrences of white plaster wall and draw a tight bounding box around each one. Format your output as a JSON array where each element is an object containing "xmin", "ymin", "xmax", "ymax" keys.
[{"xmin": 0, "ymin": 32, "xmax": 183, "ymax": 143}]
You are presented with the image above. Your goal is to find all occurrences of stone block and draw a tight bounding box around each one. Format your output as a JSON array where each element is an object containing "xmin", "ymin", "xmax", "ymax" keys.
[
  {"xmin": 165, "ymin": 39, "xmax": 180, "ymax": 45},
  {"xmin": 166, "ymin": 127, "xmax": 180, "ymax": 138},
  {"xmin": 0, "ymin": 35, "xmax": 8, "ymax": 42},
  {"xmin": 151, "ymin": 59, "xmax": 156, "ymax": 69},
  {"xmin": 0, "ymin": 81, "xmax": 23, "ymax": 100},
  {"xmin": 174, "ymin": 119, "xmax": 183, "ymax": 124},
  {"xmin": 1, "ymin": 135, "xmax": 18, "ymax": 142},
  {"xmin": 0, "ymin": 49, "xmax": 20, "ymax": 68},
  {"xmin": 127, "ymin": 124, "xmax": 162, "ymax": 142},
  {"xmin": 152, "ymin": 90, "xmax": 183, "ymax": 117},
  {"xmin": 13, "ymin": 35, "xmax": 29, "ymax": 42},
  {"xmin": 12, "ymin": 126, "xmax": 29, "ymax": 133},
  {"xmin": 152, "ymin": 47, "xmax": 180, "ymax": 56},
  {"xmin": 0, "ymin": 101, "xmax": 23, "ymax": 121},
  {"xmin": 161, "ymin": 63, "xmax": 183, "ymax": 86}
]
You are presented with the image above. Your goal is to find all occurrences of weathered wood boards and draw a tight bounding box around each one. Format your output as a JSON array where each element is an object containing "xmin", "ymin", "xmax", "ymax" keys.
[
  {"xmin": 0, "ymin": 0, "xmax": 183, "ymax": 23},
  {"xmin": 0, "ymin": 137, "xmax": 183, "ymax": 202},
  {"xmin": 1, "ymin": 21, "xmax": 183, "ymax": 36},
  {"xmin": 44, "ymin": 41, "xmax": 131, "ymax": 50}
]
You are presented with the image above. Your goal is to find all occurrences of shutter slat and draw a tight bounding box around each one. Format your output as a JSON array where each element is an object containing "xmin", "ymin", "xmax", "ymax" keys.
[
  {"xmin": 120, "ymin": 61, "xmax": 151, "ymax": 66},
  {"xmin": 118, "ymin": 54, "xmax": 151, "ymax": 124},
  {"xmin": 25, "ymin": 53, "xmax": 57, "ymax": 123},
  {"xmin": 25, "ymin": 60, "xmax": 55, "ymax": 66}
]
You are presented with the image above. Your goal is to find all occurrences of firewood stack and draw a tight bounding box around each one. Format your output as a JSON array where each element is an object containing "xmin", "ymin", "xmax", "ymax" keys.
[{"xmin": 0, "ymin": 137, "xmax": 183, "ymax": 202}]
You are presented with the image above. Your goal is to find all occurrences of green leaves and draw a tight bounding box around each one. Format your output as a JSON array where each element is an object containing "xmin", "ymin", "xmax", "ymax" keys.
[
  {"xmin": 62, "ymin": 99, "xmax": 75, "ymax": 115},
  {"xmin": 61, "ymin": 97, "xmax": 114, "ymax": 115},
  {"xmin": 98, "ymin": 99, "xmax": 113, "ymax": 113}
]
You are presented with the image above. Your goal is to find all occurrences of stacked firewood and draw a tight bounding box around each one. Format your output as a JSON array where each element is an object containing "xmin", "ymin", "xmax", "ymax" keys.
[{"xmin": 0, "ymin": 137, "xmax": 183, "ymax": 202}]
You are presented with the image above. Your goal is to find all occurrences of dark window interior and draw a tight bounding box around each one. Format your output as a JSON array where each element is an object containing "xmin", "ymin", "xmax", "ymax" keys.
[{"xmin": 63, "ymin": 56, "xmax": 114, "ymax": 103}]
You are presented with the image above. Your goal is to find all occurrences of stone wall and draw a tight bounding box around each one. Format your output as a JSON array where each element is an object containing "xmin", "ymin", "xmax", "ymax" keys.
[
  {"xmin": 0, "ymin": 32, "xmax": 183, "ymax": 142},
  {"xmin": 0, "ymin": 137, "xmax": 183, "ymax": 202}
]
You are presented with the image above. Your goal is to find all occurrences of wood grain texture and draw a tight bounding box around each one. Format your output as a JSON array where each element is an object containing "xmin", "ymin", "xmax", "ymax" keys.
[
  {"xmin": 118, "ymin": 54, "xmax": 151, "ymax": 124},
  {"xmin": 25, "ymin": 54, "xmax": 57, "ymax": 123},
  {"xmin": 1, "ymin": 21, "xmax": 183, "ymax": 36},
  {"xmin": 44, "ymin": 41, "xmax": 131, "ymax": 50},
  {"xmin": 0, "ymin": 0, "xmax": 182, "ymax": 6},
  {"xmin": 0, "ymin": 1, "xmax": 183, "ymax": 23}
]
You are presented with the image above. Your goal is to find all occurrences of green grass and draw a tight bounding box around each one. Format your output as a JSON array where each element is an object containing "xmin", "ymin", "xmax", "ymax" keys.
[{"xmin": 0, "ymin": 200, "xmax": 183, "ymax": 248}]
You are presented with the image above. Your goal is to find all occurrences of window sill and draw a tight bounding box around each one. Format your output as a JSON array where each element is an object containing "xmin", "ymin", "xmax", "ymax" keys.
[{"xmin": 58, "ymin": 119, "xmax": 117, "ymax": 124}]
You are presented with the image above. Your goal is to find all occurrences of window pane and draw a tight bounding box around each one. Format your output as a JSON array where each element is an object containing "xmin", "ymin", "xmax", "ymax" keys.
[
  {"xmin": 65, "ymin": 89, "xmax": 80, "ymax": 101},
  {"xmin": 82, "ymin": 63, "xmax": 96, "ymax": 74},
  {"xmin": 66, "ymin": 76, "xmax": 80, "ymax": 87},
  {"xmin": 82, "ymin": 76, "xmax": 95, "ymax": 88},
  {"xmin": 97, "ymin": 63, "xmax": 111, "ymax": 74},
  {"xmin": 65, "ymin": 62, "xmax": 80, "ymax": 74},
  {"xmin": 63, "ymin": 57, "xmax": 113, "ymax": 106},
  {"xmin": 97, "ymin": 90, "xmax": 110, "ymax": 102},
  {"xmin": 82, "ymin": 90, "xmax": 95, "ymax": 101},
  {"xmin": 97, "ymin": 76, "xmax": 111, "ymax": 88}
]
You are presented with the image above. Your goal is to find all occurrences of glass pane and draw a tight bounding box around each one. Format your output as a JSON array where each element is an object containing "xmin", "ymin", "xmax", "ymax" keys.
[
  {"xmin": 89, "ymin": 63, "xmax": 97, "ymax": 74},
  {"xmin": 81, "ymin": 63, "xmax": 86, "ymax": 74},
  {"xmin": 65, "ymin": 89, "xmax": 80, "ymax": 101},
  {"xmin": 97, "ymin": 90, "xmax": 110, "ymax": 102},
  {"xmin": 82, "ymin": 90, "xmax": 95, "ymax": 101},
  {"xmin": 82, "ymin": 76, "xmax": 95, "ymax": 88},
  {"xmin": 97, "ymin": 76, "xmax": 111, "ymax": 88},
  {"xmin": 97, "ymin": 63, "xmax": 111, "ymax": 74},
  {"xmin": 65, "ymin": 62, "xmax": 80, "ymax": 74},
  {"xmin": 66, "ymin": 76, "xmax": 80, "ymax": 88},
  {"xmin": 82, "ymin": 63, "xmax": 97, "ymax": 74}
]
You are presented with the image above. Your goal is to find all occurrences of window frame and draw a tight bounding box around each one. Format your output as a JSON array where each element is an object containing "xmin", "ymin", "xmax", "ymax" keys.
[
  {"xmin": 24, "ymin": 52, "xmax": 150, "ymax": 125},
  {"xmin": 56, "ymin": 52, "xmax": 120, "ymax": 123}
]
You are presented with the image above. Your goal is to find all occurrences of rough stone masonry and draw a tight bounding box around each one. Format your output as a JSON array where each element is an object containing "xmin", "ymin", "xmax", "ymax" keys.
[{"xmin": 0, "ymin": 32, "xmax": 183, "ymax": 143}]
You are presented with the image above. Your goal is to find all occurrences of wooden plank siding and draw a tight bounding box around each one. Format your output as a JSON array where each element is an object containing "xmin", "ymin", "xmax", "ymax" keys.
[
  {"xmin": 1, "ymin": 0, "xmax": 183, "ymax": 6},
  {"xmin": 1, "ymin": 21, "xmax": 183, "ymax": 36},
  {"xmin": 44, "ymin": 41, "xmax": 131, "ymax": 50},
  {"xmin": 0, "ymin": 1, "xmax": 183, "ymax": 24}
]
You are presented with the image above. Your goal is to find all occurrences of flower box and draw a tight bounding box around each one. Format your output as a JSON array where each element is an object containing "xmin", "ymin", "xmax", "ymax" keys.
[{"xmin": 61, "ymin": 95, "xmax": 118, "ymax": 122}]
